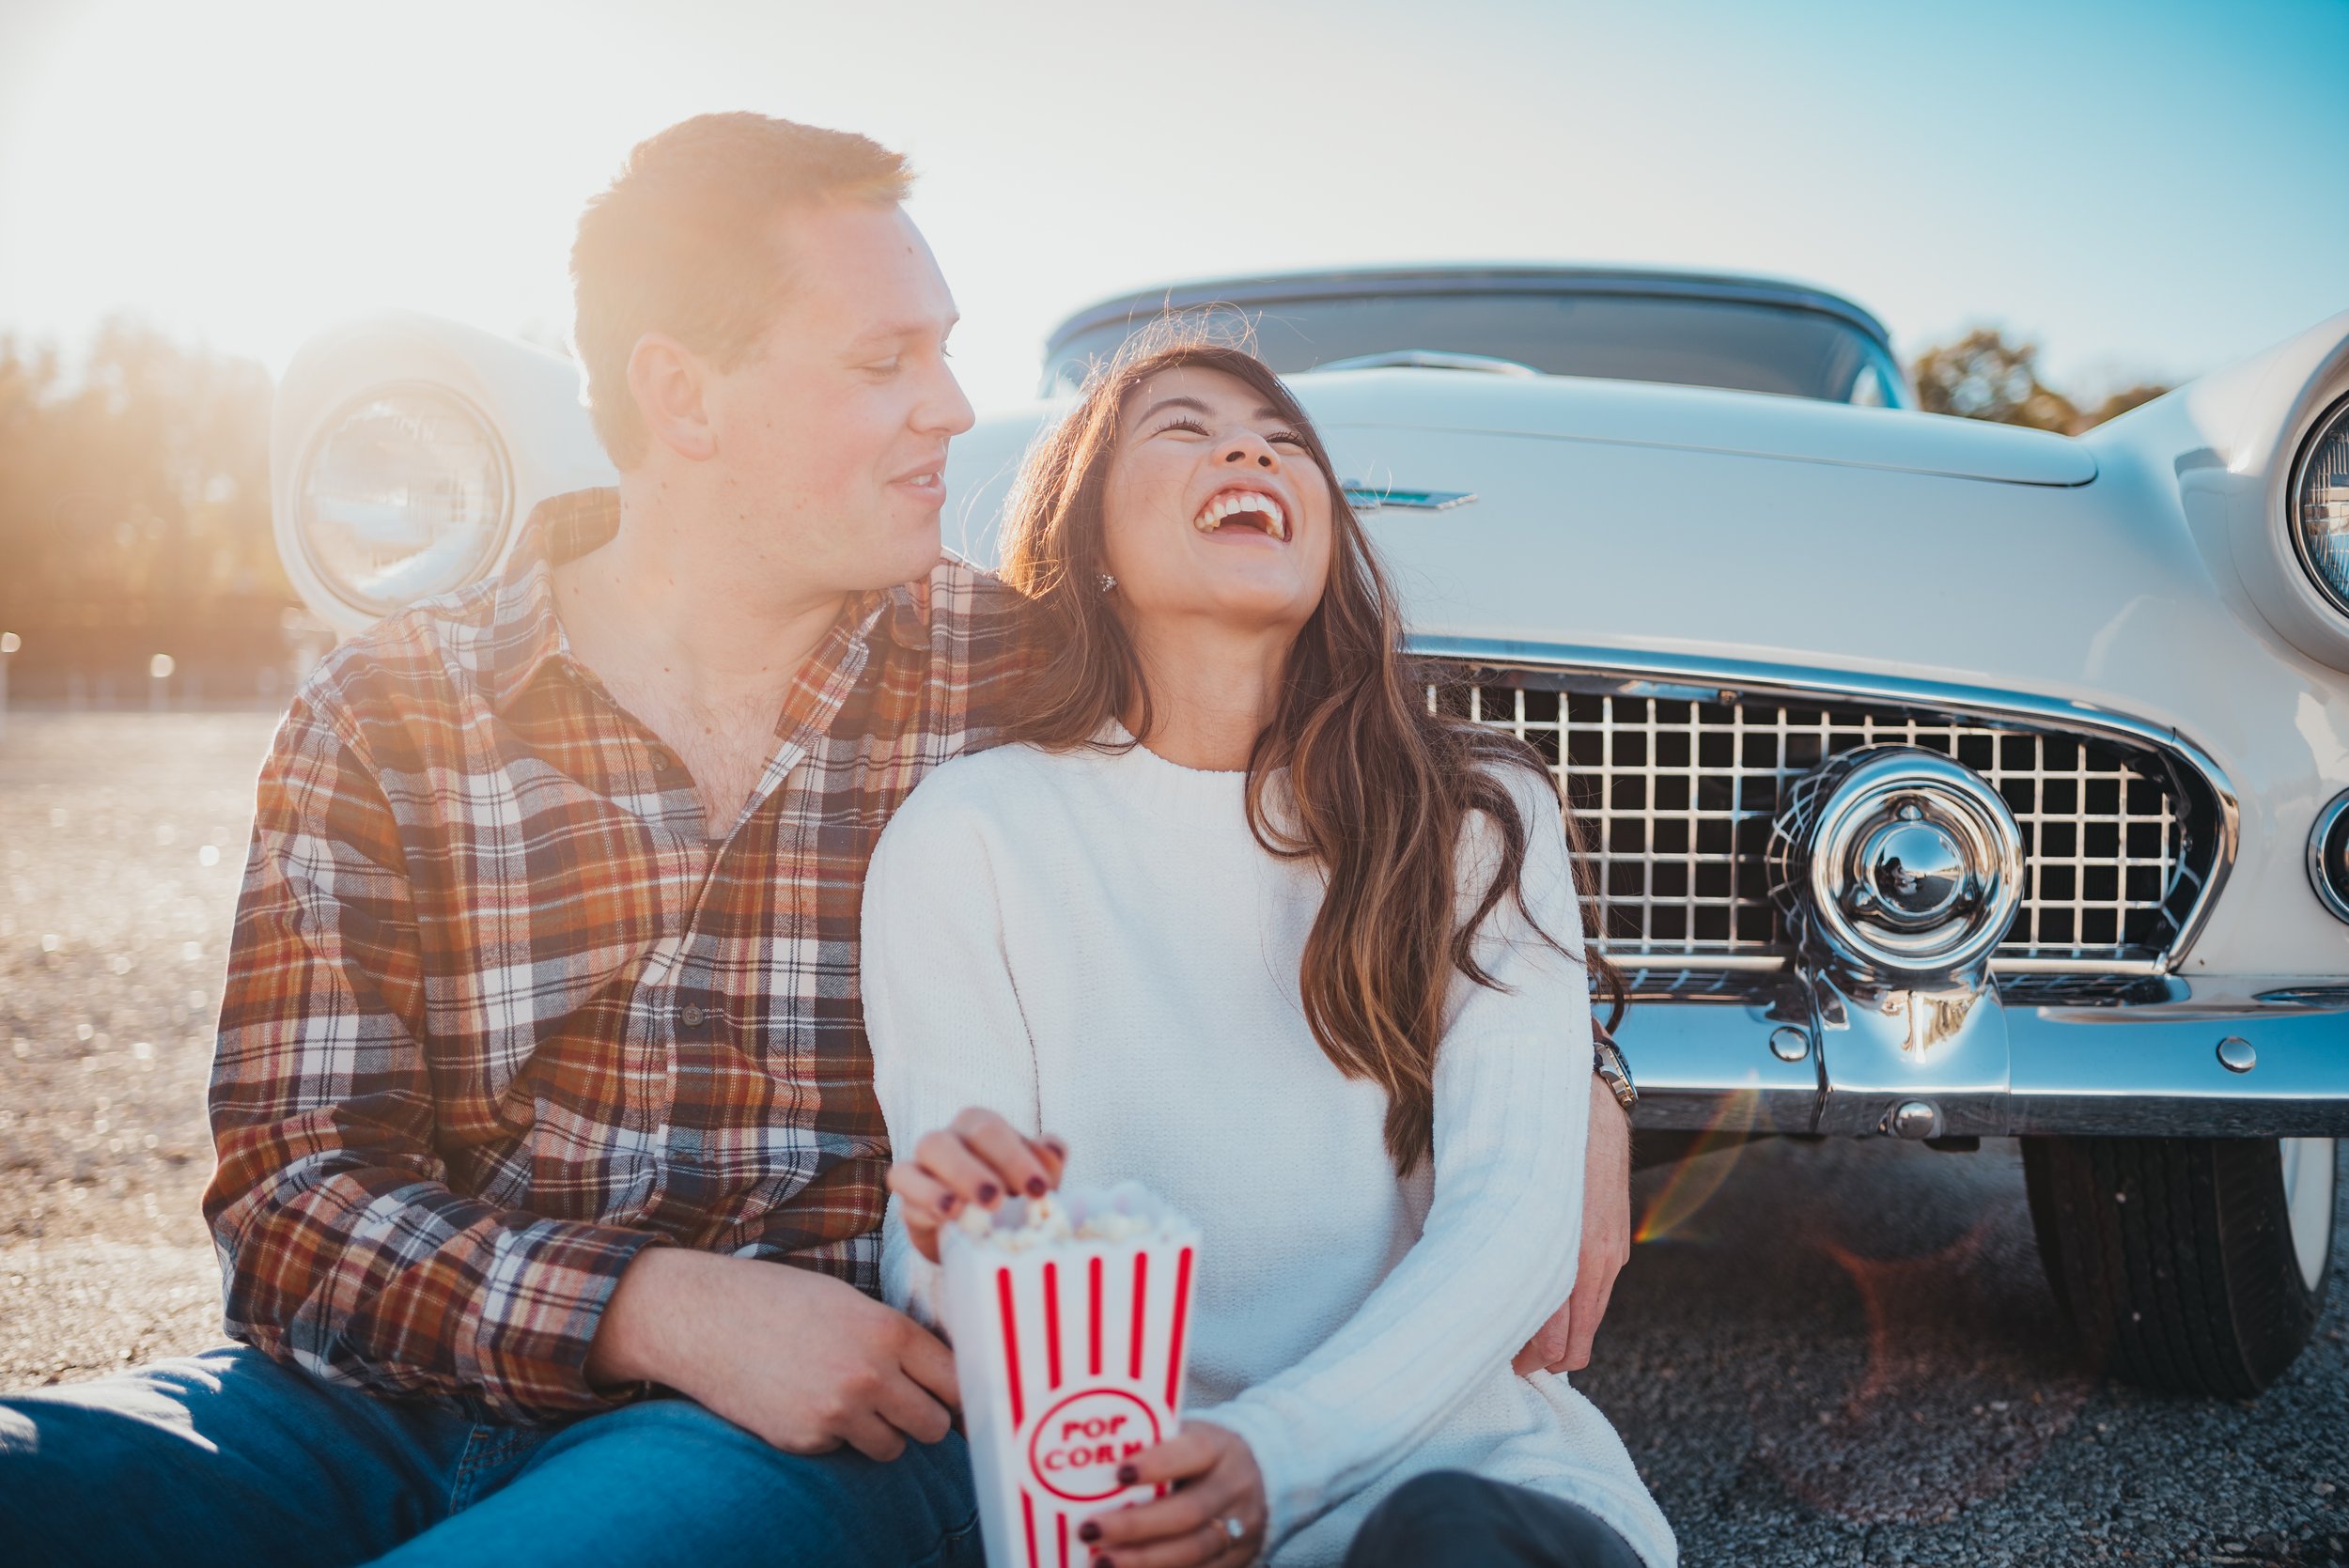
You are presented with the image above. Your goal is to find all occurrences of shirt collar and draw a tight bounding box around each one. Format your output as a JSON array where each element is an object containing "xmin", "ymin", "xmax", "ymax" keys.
[
  {"xmin": 484, "ymin": 489, "xmax": 611, "ymax": 712},
  {"xmin": 486, "ymin": 489, "xmax": 938, "ymax": 713}
]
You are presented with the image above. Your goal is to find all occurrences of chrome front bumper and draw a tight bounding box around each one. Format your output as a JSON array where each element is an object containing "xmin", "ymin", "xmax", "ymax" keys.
[{"xmin": 1620, "ymin": 973, "xmax": 2349, "ymax": 1139}]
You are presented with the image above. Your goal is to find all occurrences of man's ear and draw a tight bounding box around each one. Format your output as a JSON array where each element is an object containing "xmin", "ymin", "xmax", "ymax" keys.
[{"xmin": 626, "ymin": 333, "xmax": 718, "ymax": 462}]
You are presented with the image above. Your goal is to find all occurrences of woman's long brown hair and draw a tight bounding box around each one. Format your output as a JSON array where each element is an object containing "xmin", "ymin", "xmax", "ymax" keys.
[{"xmin": 997, "ymin": 340, "xmax": 1626, "ymax": 1174}]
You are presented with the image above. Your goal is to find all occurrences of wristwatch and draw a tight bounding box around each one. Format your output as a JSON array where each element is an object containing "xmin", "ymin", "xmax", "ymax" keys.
[{"xmin": 1592, "ymin": 1023, "xmax": 1637, "ymax": 1114}]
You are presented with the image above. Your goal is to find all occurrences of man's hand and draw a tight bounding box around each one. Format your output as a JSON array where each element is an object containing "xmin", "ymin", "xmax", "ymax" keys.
[
  {"xmin": 585, "ymin": 1247, "xmax": 958, "ymax": 1461},
  {"xmin": 1514, "ymin": 1073, "xmax": 1632, "ymax": 1375}
]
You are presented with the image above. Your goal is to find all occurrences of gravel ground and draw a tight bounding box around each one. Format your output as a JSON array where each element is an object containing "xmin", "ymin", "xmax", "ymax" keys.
[
  {"xmin": 1580, "ymin": 1135, "xmax": 2347, "ymax": 1565},
  {"xmin": 1, "ymin": 710, "xmax": 267, "ymax": 1388},
  {"xmin": 2, "ymin": 709, "xmax": 2343, "ymax": 1563}
]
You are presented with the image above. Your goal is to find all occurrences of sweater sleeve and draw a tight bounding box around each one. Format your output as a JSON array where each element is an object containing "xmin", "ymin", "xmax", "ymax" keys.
[
  {"xmin": 1191, "ymin": 765, "xmax": 1595, "ymax": 1552},
  {"xmin": 860, "ymin": 769, "xmax": 1046, "ymax": 1327}
]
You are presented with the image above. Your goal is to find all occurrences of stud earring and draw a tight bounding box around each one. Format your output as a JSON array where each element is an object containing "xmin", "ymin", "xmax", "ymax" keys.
[{"xmin": 1098, "ymin": 573, "xmax": 1117, "ymax": 594}]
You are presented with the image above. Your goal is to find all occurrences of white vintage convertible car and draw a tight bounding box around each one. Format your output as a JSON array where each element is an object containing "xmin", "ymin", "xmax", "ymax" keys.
[{"xmin": 270, "ymin": 264, "xmax": 2349, "ymax": 1397}]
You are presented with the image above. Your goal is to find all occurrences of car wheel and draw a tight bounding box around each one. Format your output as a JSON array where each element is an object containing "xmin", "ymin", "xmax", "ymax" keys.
[{"xmin": 2021, "ymin": 1134, "xmax": 2338, "ymax": 1396}]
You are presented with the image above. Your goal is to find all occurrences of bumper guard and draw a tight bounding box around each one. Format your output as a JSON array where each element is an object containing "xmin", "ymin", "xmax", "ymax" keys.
[{"xmin": 1622, "ymin": 970, "xmax": 2349, "ymax": 1139}]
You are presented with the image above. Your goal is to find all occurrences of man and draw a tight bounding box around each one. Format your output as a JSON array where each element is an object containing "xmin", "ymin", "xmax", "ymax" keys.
[{"xmin": 0, "ymin": 113, "xmax": 1634, "ymax": 1566}]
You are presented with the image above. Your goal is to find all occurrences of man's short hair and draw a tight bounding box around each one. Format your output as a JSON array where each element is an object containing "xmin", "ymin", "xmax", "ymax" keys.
[{"xmin": 571, "ymin": 113, "xmax": 913, "ymax": 468}]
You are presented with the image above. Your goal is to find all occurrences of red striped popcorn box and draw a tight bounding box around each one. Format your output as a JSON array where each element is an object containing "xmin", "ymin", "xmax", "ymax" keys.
[{"xmin": 941, "ymin": 1183, "xmax": 1202, "ymax": 1568}]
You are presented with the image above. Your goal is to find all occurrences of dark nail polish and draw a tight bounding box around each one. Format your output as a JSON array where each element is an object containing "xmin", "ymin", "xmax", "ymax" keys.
[
  {"xmin": 1115, "ymin": 1463, "xmax": 1140, "ymax": 1485},
  {"xmin": 1025, "ymin": 1175, "xmax": 1048, "ymax": 1197},
  {"xmin": 940, "ymin": 1192, "xmax": 959, "ymax": 1214},
  {"xmin": 1078, "ymin": 1520, "xmax": 1101, "ymax": 1543},
  {"xmin": 1092, "ymin": 1557, "xmax": 1112, "ymax": 1568},
  {"xmin": 977, "ymin": 1182, "xmax": 1000, "ymax": 1205}
]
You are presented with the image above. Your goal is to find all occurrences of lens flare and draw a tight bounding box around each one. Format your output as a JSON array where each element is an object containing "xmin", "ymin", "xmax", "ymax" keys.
[
  {"xmin": 1632, "ymin": 1083, "xmax": 1761, "ymax": 1245},
  {"xmin": 1750, "ymin": 1210, "xmax": 2092, "ymax": 1524}
]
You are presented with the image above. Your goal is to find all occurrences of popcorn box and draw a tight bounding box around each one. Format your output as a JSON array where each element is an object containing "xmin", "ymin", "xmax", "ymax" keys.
[{"xmin": 941, "ymin": 1184, "xmax": 1202, "ymax": 1568}]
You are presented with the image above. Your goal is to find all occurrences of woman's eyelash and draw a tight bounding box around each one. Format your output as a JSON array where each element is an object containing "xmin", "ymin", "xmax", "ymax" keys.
[{"xmin": 1154, "ymin": 420, "xmax": 1309, "ymax": 445}]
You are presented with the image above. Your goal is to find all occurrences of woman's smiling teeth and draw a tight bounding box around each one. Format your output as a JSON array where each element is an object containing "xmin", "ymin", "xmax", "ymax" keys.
[{"xmin": 1191, "ymin": 489, "xmax": 1289, "ymax": 541}]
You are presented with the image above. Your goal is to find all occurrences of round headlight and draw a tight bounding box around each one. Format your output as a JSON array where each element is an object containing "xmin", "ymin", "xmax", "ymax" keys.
[
  {"xmin": 2293, "ymin": 393, "xmax": 2349, "ymax": 618},
  {"xmin": 1767, "ymin": 745, "xmax": 2025, "ymax": 987},
  {"xmin": 2311, "ymin": 789, "xmax": 2349, "ymax": 925},
  {"xmin": 297, "ymin": 384, "xmax": 512, "ymax": 616}
]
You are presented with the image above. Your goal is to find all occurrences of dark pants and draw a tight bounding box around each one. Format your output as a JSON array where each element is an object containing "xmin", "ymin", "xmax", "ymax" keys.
[
  {"xmin": 0, "ymin": 1345, "xmax": 981, "ymax": 1568},
  {"xmin": 1344, "ymin": 1470, "xmax": 1647, "ymax": 1568}
]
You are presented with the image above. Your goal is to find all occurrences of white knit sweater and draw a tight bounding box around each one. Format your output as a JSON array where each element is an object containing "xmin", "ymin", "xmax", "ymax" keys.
[{"xmin": 862, "ymin": 730, "xmax": 1675, "ymax": 1568}]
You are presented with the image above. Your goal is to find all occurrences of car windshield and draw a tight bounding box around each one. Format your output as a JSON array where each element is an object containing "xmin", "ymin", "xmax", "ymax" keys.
[{"xmin": 1045, "ymin": 291, "xmax": 1905, "ymax": 407}]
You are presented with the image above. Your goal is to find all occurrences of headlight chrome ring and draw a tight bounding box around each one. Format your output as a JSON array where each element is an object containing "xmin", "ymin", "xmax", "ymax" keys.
[
  {"xmin": 2310, "ymin": 789, "xmax": 2349, "ymax": 925},
  {"xmin": 2289, "ymin": 390, "xmax": 2349, "ymax": 620},
  {"xmin": 296, "ymin": 382, "xmax": 513, "ymax": 618}
]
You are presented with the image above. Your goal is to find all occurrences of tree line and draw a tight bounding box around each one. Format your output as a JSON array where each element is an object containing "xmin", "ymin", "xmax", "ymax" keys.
[
  {"xmin": 0, "ymin": 317, "xmax": 2171, "ymax": 705},
  {"xmin": 1909, "ymin": 327, "xmax": 2172, "ymax": 433},
  {"xmin": 0, "ymin": 320, "xmax": 305, "ymax": 704}
]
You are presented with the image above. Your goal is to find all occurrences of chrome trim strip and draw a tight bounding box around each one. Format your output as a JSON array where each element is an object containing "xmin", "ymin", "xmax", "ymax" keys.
[
  {"xmin": 1610, "ymin": 952, "xmax": 2174, "ymax": 977},
  {"xmin": 1994, "ymin": 955, "xmax": 2172, "ymax": 976},
  {"xmin": 1627, "ymin": 954, "xmax": 1789, "ymax": 973},
  {"xmin": 1615, "ymin": 990, "xmax": 2349, "ymax": 1138},
  {"xmin": 1341, "ymin": 482, "xmax": 1477, "ymax": 511},
  {"xmin": 1323, "ymin": 351, "xmax": 1535, "ymax": 378},
  {"xmin": 2259, "ymin": 985, "xmax": 2349, "ymax": 1006},
  {"xmin": 1411, "ymin": 635, "xmax": 2242, "ymax": 970}
]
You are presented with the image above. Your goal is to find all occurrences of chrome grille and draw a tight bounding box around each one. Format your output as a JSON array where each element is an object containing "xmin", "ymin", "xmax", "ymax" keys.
[{"xmin": 1430, "ymin": 668, "xmax": 2220, "ymax": 970}]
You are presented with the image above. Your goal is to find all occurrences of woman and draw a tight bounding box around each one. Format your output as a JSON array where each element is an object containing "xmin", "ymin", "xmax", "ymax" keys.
[{"xmin": 861, "ymin": 343, "xmax": 1673, "ymax": 1568}]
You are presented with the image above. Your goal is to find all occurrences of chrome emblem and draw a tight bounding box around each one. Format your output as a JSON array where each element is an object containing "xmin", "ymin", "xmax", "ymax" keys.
[{"xmin": 1341, "ymin": 483, "xmax": 1476, "ymax": 512}]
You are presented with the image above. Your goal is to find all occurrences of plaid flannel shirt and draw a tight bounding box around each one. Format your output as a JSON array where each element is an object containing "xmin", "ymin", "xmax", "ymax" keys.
[{"xmin": 203, "ymin": 489, "xmax": 1028, "ymax": 1421}]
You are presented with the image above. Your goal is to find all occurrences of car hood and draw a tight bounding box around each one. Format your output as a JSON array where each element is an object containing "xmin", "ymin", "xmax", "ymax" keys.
[
  {"xmin": 1291, "ymin": 366, "xmax": 2096, "ymax": 486},
  {"xmin": 943, "ymin": 374, "xmax": 2131, "ymax": 702},
  {"xmin": 941, "ymin": 371, "xmax": 2099, "ymax": 576},
  {"xmin": 1292, "ymin": 406, "xmax": 2149, "ymax": 686}
]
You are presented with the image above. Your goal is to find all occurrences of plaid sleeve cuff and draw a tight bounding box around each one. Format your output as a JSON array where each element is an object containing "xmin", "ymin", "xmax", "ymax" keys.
[{"xmin": 459, "ymin": 1216, "xmax": 674, "ymax": 1421}]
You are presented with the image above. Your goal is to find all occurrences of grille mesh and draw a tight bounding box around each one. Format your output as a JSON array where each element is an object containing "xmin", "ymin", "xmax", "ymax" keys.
[{"xmin": 1431, "ymin": 673, "xmax": 2215, "ymax": 967}]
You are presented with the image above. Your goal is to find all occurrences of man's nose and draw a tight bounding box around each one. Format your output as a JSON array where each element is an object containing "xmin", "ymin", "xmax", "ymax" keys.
[
  {"xmin": 1219, "ymin": 431, "xmax": 1278, "ymax": 469},
  {"xmin": 917, "ymin": 357, "xmax": 976, "ymax": 438}
]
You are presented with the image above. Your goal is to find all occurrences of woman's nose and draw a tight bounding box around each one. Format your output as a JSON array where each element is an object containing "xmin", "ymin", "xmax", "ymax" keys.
[{"xmin": 1220, "ymin": 434, "xmax": 1277, "ymax": 469}]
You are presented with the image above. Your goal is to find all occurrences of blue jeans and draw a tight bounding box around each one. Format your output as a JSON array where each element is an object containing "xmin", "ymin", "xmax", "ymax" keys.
[
  {"xmin": 1342, "ymin": 1472, "xmax": 1644, "ymax": 1568},
  {"xmin": 0, "ymin": 1345, "xmax": 981, "ymax": 1567}
]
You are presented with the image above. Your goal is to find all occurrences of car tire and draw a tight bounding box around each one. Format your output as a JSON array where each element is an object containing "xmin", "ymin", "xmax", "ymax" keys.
[{"xmin": 2021, "ymin": 1134, "xmax": 2337, "ymax": 1397}]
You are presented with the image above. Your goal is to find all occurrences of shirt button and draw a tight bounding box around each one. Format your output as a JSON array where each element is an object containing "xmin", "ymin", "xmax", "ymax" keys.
[{"xmin": 678, "ymin": 1004, "xmax": 706, "ymax": 1028}]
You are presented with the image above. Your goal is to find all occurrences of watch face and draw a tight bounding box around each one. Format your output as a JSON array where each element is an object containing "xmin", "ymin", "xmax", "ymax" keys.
[{"xmin": 1594, "ymin": 1041, "xmax": 1636, "ymax": 1109}]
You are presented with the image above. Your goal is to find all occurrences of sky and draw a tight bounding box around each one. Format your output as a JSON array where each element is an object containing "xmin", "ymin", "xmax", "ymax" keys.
[{"xmin": 1, "ymin": 0, "xmax": 2343, "ymax": 413}]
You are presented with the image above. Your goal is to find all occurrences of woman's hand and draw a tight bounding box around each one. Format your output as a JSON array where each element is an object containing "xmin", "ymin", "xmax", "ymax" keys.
[
  {"xmin": 887, "ymin": 1107, "xmax": 1067, "ymax": 1263},
  {"xmin": 1077, "ymin": 1422, "xmax": 1267, "ymax": 1568}
]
